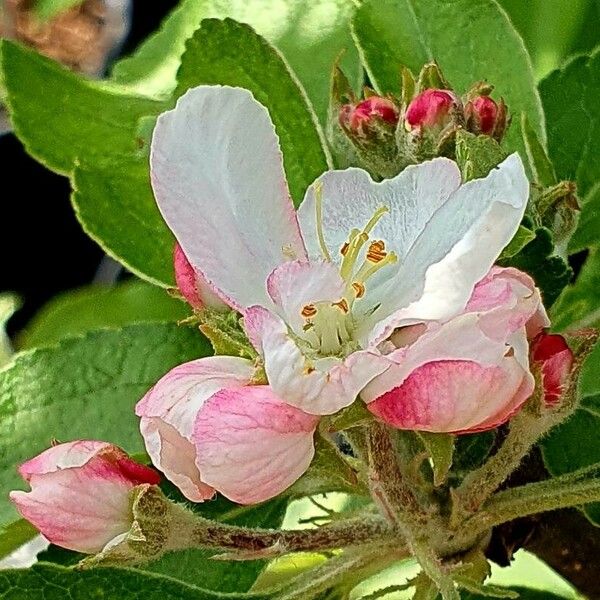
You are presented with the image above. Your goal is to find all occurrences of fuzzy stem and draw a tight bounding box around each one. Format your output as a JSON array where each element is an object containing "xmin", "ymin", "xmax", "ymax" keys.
[
  {"xmin": 168, "ymin": 507, "xmax": 392, "ymax": 558},
  {"xmin": 467, "ymin": 461, "xmax": 600, "ymax": 534}
]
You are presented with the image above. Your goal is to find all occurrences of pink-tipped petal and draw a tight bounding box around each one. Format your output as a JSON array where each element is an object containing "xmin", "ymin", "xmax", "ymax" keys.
[
  {"xmin": 244, "ymin": 305, "xmax": 388, "ymax": 415},
  {"xmin": 136, "ymin": 356, "xmax": 256, "ymax": 502},
  {"xmin": 173, "ymin": 243, "xmax": 228, "ymax": 310},
  {"xmin": 532, "ymin": 333, "xmax": 574, "ymax": 406},
  {"xmin": 151, "ymin": 86, "xmax": 307, "ymax": 311},
  {"xmin": 194, "ymin": 385, "xmax": 318, "ymax": 504},
  {"xmin": 363, "ymin": 314, "xmax": 533, "ymax": 433},
  {"xmin": 11, "ymin": 442, "xmax": 159, "ymax": 554}
]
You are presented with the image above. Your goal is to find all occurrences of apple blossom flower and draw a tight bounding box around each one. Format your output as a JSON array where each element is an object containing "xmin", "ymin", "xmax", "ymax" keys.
[
  {"xmin": 405, "ymin": 88, "xmax": 459, "ymax": 130},
  {"xmin": 135, "ymin": 356, "xmax": 318, "ymax": 504},
  {"xmin": 339, "ymin": 96, "xmax": 399, "ymax": 136},
  {"xmin": 142, "ymin": 85, "xmax": 532, "ymax": 503},
  {"xmin": 150, "ymin": 85, "xmax": 529, "ymax": 417},
  {"xmin": 173, "ymin": 242, "xmax": 227, "ymax": 310},
  {"xmin": 363, "ymin": 267, "xmax": 549, "ymax": 433},
  {"xmin": 9, "ymin": 441, "xmax": 160, "ymax": 554},
  {"xmin": 531, "ymin": 333, "xmax": 574, "ymax": 406}
]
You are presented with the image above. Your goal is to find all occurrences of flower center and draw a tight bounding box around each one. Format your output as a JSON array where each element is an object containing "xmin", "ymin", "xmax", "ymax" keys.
[{"xmin": 298, "ymin": 187, "xmax": 398, "ymax": 357}]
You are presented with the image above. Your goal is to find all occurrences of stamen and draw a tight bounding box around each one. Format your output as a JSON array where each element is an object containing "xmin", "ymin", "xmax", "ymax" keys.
[
  {"xmin": 314, "ymin": 182, "xmax": 332, "ymax": 261},
  {"xmin": 303, "ymin": 364, "xmax": 316, "ymax": 375},
  {"xmin": 352, "ymin": 282, "xmax": 365, "ymax": 298},
  {"xmin": 301, "ymin": 304, "xmax": 318, "ymax": 318},
  {"xmin": 353, "ymin": 251, "xmax": 398, "ymax": 285},
  {"xmin": 340, "ymin": 206, "xmax": 389, "ymax": 280},
  {"xmin": 332, "ymin": 299, "xmax": 349, "ymax": 314},
  {"xmin": 366, "ymin": 240, "xmax": 387, "ymax": 263},
  {"xmin": 340, "ymin": 242, "xmax": 349, "ymax": 256}
]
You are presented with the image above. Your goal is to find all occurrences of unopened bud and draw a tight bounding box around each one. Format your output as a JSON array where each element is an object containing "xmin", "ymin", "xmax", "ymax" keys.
[
  {"xmin": 531, "ymin": 333, "xmax": 574, "ymax": 406},
  {"xmin": 405, "ymin": 88, "xmax": 458, "ymax": 130},
  {"xmin": 465, "ymin": 95, "xmax": 508, "ymax": 141},
  {"xmin": 339, "ymin": 97, "xmax": 399, "ymax": 137}
]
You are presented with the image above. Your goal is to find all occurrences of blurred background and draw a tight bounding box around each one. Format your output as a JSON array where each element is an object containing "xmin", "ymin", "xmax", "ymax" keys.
[{"xmin": 1, "ymin": 0, "xmax": 600, "ymax": 338}]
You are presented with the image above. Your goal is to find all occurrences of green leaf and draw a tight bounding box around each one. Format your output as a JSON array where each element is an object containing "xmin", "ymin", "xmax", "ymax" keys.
[
  {"xmin": 0, "ymin": 42, "xmax": 175, "ymax": 287},
  {"xmin": 540, "ymin": 394, "xmax": 600, "ymax": 525},
  {"xmin": 521, "ymin": 113, "xmax": 557, "ymax": 187},
  {"xmin": 0, "ymin": 519, "xmax": 38, "ymax": 561},
  {"xmin": 498, "ymin": 226, "xmax": 572, "ymax": 307},
  {"xmin": 0, "ymin": 323, "xmax": 211, "ymax": 523},
  {"xmin": 73, "ymin": 156, "xmax": 176, "ymax": 287},
  {"xmin": 452, "ymin": 431, "xmax": 495, "ymax": 477},
  {"xmin": 569, "ymin": 183, "xmax": 600, "ymax": 253},
  {"xmin": 463, "ymin": 588, "xmax": 569, "ymax": 600},
  {"xmin": 499, "ymin": 226, "xmax": 536, "ymax": 260},
  {"xmin": 175, "ymin": 18, "xmax": 329, "ymax": 205},
  {"xmin": 33, "ymin": 0, "xmax": 83, "ymax": 20},
  {"xmin": 455, "ymin": 131, "xmax": 507, "ymax": 182},
  {"xmin": 540, "ymin": 47, "xmax": 600, "ymax": 197},
  {"xmin": 0, "ymin": 563, "xmax": 250, "ymax": 599},
  {"xmin": 417, "ymin": 432, "xmax": 454, "ymax": 487},
  {"xmin": 0, "ymin": 294, "xmax": 20, "ymax": 367},
  {"xmin": 550, "ymin": 248, "xmax": 600, "ymax": 331},
  {"xmin": 0, "ymin": 41, "xmax": 162, "ymax": 175},
  {"xmin": 352, "ymin": 0, "xmax": 545, "ymax": 156},
  {"xmin": 111, "ymin": 0, "xmax": 360, "ymax": 122},
  {"xmin": 19, "ymin": 280, "xmax": 187, "ymax": 349}
]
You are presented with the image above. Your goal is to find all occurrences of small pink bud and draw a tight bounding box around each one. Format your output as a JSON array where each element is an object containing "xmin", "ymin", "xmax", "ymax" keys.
[
  {"xmin": 531, "ymin": 333, "xmax": 574, "ymax": 406},
  {"xmin": 466, "ymin": 96, "xmax": 498, "ymax": 135},
  {"xmin": 10, "ymin": 441, "xmax": 161, "ymax": 554},
  {"xmin": 173, "ymin": 243, "xmax": 228, "ymax": 311},
  {"xmin": 405, "ymin": 88, "xmax": 458, "ymax": 130},
  {"xmin": 339, "ymin": 97, "xmax": 399, "ymax": 135}
]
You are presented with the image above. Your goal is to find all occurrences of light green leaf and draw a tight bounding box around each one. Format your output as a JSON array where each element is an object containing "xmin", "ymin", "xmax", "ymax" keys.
[
  {"xmin": 33, "ymin": 0, "xmax": 83, "ymax": 20},
  {"xmin": 417, "ymin": 432, "xmax": 454, "ymax": 487},
  {"xmin": 352, "ymin": 0, "xmax": 545, "ymax": 157},
  {"xmin": 0, "ymin": 519, "xmax": 37, "ymax": 562},
  {"xmin": 72, "ymin": 156, "xmax": 175, "ymax": 287},
  {"xmin": 569, "ymin": 183, "xmax": 600, "ymax": 253},
  {"xmin": 0, "ymin": 323, "xmax": 211, "ymax": 523},
  {"xmin": 111, "ymin": 0, "xmax": 360, "ymax": 122},
  {"xmin": 19, "ymin": 280, "xmax": 187, "ymax": 349},
  {"xmin": 0, "ymin": 41, "xmax": 175, "ymax": 286},
  {"xmin": 539, "ymin": 47, "xmax": 600, "ymax": 197},
  {"xmin": 455, "ymin": 130, "xmax": 507, "ymax": 181},
  {"xmin": 550, "ymin": 248, "xmax": 600, "ymax": 331},
  {"xmin": 175, "ymin": 18, "xmax": 329, "ymax": 205},
  {"xmin": 499, "ymin": 226, "xmax": 536, "ymax": 260},
  {"xmin": 521, "ymin": 113, "xmax": 557, "ymax": 187},
  {"xmin": 463, "ymin": 588, "xmax": 569, "ymax": 600},
  {"xmin": 0, "ymin": 41, "xmax": 162, "ymax": 175},
  {"xmin": 540, "ymin": 394, "xmax": 600, "ymax": 525},
  {"xmin": 0, "ymin": 563, "xmax": 251, "ymax": 599}
]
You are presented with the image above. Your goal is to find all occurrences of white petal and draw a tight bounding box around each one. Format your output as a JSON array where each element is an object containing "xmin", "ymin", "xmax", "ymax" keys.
[
  {"xmin": 365, "ymin": 154, "xmax": 529, "ymax": 343},
  {"xmin": 245, "ymin": 306, "xmax": 388, "ymax": 415},
  {"xmin": 151, "ymin": 85, "xmax": 307, "ymax": 310}
]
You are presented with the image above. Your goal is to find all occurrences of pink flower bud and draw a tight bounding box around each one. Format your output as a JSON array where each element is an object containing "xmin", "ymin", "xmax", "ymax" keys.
[
  {"xmin": 173, "ymin": 243, "xmax": 228, "ymax": 310},
  {"xmin": 405, "ymin": 89, "xmax": 458, "ymax": 130},
  {"xmin": 465, "ymin": 95, "xmax": 507, "ymax": 139},
  {"xmin": 531, "ymin": 333, "xmax": 574, "ymax": 406},
  {"xmin": 10, "ymin": 441, "xmax": 160, "ymax": 554},
  {"xmin": 339, "ymin": 97, "xmax": 399, "ymax": 135}
]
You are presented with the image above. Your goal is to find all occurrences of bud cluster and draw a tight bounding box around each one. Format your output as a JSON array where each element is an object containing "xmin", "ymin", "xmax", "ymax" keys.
[{"xmin": 332, "ymin": 62, "xmax": 509, "ymax": 178}]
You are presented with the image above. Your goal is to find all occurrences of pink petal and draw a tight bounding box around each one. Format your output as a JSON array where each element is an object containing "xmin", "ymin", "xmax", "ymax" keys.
[
  {"xmin": 151, "ymin": 86, "xmax": 307, "ymax": 311},
  {"xmin": 193, "ymin": 385, "xmax": 318, "ymax": 504},
  {"xmin": 245, "ymin": 305, "xmax": 388, "ymax": 415},
  {"xmin": 531, "ymin": 333, "xmax": 574, "ymax": 406},
  {"xmin": 136, "ymin": 356, "xmax": 255, "ymax": 502}
]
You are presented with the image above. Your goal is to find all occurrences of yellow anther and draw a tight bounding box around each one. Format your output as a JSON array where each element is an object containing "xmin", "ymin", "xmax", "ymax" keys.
[
  {"xmin": 303, "ymin": 364, "xmax": 316, "ymax": 375},
  {"xmin": 352, "ymin": 282, "xmax": 365, "ymax": 298},
  {"xmin": 340, "ymin": 242, "xmax": 350, "ymax": 256},
  {"xmin": 301, "ymin": 304, "xmax": 318, "ymax": 318},
  {"xmin": 366, "ymin": 240, "xmax": 387, "ymax": 263},
  {"xmin": 332, "ymin": 298, "xmax": 350, "ymax": 314}
]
